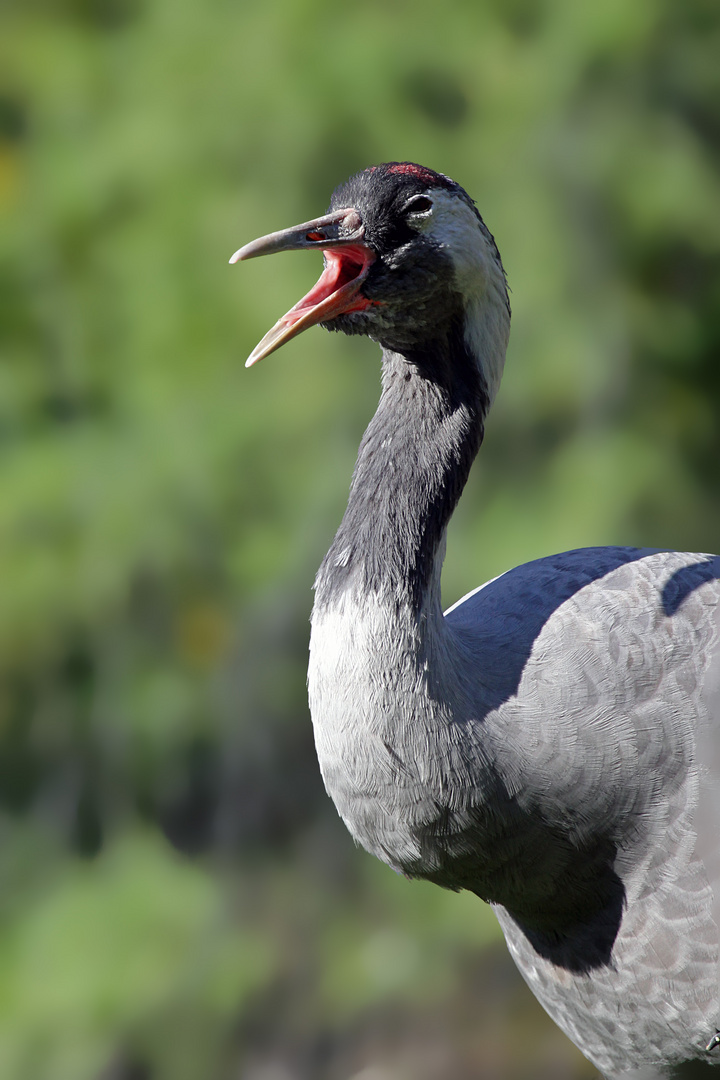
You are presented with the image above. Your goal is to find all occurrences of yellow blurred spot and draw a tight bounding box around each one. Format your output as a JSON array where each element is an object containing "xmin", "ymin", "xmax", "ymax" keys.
[{"xmin": 177, "ymin": 602, "xmax": 230, "ymax": 667}]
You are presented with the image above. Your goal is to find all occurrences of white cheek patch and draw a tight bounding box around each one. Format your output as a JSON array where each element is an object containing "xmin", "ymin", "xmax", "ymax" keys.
[
  {"xmin": 423, "ymin": 190, "xmax": 493, "ymax": 291},
  {"xmin": 420, "ymin": 189, "xmax": 510, "ymax": 404},
  {"xmin": 464, "ymin": 290, "xmax": 510, "ymax": 405}
]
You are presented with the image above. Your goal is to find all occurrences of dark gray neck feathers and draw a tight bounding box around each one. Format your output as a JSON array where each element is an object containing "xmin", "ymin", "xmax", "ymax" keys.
[{"xmin": 314, "ymin": 318, "xmax": 489, "ymax": 611}]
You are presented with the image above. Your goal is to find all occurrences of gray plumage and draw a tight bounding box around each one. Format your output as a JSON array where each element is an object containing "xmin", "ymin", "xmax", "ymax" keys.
[{"xmin": 232, "ymin": 163, "xmax": 720, "ymax": 1079}]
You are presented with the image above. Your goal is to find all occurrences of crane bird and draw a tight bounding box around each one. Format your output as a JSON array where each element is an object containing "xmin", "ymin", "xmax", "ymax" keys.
[{"xmin": 230, "ymin": 162, "xmax": 720, "ymax": 1079}]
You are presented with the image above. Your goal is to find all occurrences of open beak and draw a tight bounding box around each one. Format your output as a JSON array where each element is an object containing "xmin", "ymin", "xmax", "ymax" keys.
[{"xmin": 230, "ymin": 207, "xmax": 376, "ymax": 367}]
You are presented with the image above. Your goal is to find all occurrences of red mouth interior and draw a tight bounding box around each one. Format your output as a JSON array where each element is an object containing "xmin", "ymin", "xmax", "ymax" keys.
[{"xmin": 284, "ymin": 244, "xmax": 376, "ymax": 327}]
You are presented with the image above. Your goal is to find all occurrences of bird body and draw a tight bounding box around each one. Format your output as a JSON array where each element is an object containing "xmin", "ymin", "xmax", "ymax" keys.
[
  {"xmin": 312, "ymin": 545, "xmax": 720, "ymax": 1076},
  {"xmin": 232, "ymin": 163, "xmax": 720, "ymax": 1078}
]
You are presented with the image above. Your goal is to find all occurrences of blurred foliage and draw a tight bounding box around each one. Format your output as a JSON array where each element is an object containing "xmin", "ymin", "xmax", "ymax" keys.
[{"xmin": 0, "ymin": 0, "xmax": 718, "ymax": 1076}]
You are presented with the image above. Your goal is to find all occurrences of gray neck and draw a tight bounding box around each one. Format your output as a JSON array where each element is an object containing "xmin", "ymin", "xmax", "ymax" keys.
[{"xmin": 314, "ymin": 323, "xmax": 489, "ymax": 614}]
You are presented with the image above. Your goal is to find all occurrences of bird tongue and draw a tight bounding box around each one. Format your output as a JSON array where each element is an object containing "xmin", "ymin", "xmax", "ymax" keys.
[
  {"xmin": 229, "ymin": 207, "xmax": 376, "ymax": 367},
  {"xmin": 243, "ymin": 245, "xmax": 375, "ymax": 367}
]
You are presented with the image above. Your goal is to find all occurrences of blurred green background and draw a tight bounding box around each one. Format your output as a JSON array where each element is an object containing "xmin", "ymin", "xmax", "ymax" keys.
[{"xmin": 1, "ymin": 0, "xmax": 719, "ymax": 1077}]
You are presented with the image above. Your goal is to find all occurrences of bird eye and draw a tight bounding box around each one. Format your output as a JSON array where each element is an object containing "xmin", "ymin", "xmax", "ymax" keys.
[{"xmin": 404, "ymin": 195, "xmax": 433, "ymax": 215}]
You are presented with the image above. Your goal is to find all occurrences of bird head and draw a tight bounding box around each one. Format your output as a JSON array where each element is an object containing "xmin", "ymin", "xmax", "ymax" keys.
[{"xmin": 231, "ymin": 162, "xmax": 510, "ymax": 399}]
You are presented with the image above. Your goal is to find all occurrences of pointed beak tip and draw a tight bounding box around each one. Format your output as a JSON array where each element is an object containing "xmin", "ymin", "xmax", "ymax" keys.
[
  {"xmin": 229, "ymin": 249, "xmax": 243, "ymax": 265},
  {"xmin": 245, "ymin": 346, "xmax": 266, "ymax": 368}
]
